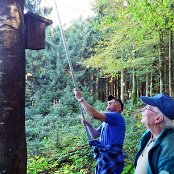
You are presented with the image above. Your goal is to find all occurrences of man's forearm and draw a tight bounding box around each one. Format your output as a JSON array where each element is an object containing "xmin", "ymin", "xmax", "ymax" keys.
[
  {"xmin": 74, "ymin": 89, "xmax": 106, "ymax": 121},
  {"xmin": 86, "ymin": 124, "xmax": 100, "ymax": 139},
  {"xmin": 80, "ymin": 99, "xmax": 106, "ymax": 121}
]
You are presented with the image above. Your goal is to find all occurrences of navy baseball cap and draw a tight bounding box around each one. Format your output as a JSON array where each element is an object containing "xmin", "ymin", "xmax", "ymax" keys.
[
  {"xmin": 140, "ymin": 94, "xmax": 174, "ymax": 120},
  {"xmin": 108, "ymin": 95, "xmax": 116, "ymax": 101}
]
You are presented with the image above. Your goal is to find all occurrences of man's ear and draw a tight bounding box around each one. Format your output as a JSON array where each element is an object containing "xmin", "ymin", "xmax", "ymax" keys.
[{"xmin": 155, "ymin": 115, "xmax": 164, "ymax": 124}]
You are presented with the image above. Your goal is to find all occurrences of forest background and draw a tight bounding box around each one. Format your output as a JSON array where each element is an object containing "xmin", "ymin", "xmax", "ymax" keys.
[{"xmin": 25, "ymin": 0, "xmax": 174, "ymax": 173}]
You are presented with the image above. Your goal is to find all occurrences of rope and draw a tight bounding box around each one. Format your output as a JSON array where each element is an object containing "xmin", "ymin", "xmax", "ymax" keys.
[{"xmin": 53, "ymin": 0, "xmax": 91, "ymax": 142}]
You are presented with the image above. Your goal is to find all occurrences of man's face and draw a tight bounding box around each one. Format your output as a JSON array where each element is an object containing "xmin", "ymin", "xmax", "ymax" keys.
[
  {"xmin": 141, "ymin": 105, "xmax": 160, "ymax": 128},
  {"xmin": 107, "ymin": 99, "xmax": 122, "ymax": 112}
]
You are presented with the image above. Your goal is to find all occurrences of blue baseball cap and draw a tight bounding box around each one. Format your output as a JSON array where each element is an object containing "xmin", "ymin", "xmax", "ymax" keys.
[{"xmin": 140, "ymin": 94, "xmax": 174, "ymax": 120}]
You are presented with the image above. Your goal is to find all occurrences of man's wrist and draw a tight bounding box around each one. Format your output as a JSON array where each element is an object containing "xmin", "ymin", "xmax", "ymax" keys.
[{"xmin": 77, "ymin": 97, "xmax": 84, "ymax": 102}]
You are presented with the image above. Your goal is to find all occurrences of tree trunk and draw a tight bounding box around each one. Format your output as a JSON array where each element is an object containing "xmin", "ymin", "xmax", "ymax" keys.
[
  {"xmin": 132, "ymin": 68, "xmax": 137, "ymax": 104},
  {"xmin": 169, "ymin": 29, "xmax": 172, "ymax": 96},
  {"xmin": 110, "ymin": 78, "xmax": 114, "ymax": 95},
  {"xmin": 145, "ymin": 74, "xmax": 149, "ymax": 96},
  {"xmin": 116, "ymin": 77, "xmax": 119, "ymax": 97},
  {"xmin": 91, "ymin": 69, "xmax": 97, "ymax": 100},
  {"xmin": 136, "ymin": 76, "xmax": 139, "ymax": 97},
  {"xmin": 100, "ymin": 78, "xmax": 106, "ymax": 101},
  {"xmin": 150, "ymin": 72, "xmax": 153, "ymax": 96},
  {"xmin": 159, "ymin": 31, "xmax": 164, "ymax": 93},
  {"xmin": 0, "ymin": 1, "xmax": 27, "ymax": 173},
  {"xmin": 96, "ymin": 73, "xmax": 99, "ymax": 99},
  {"xmin": 120, "ymin": 70, "xmax": 124, "ymax": 102}
]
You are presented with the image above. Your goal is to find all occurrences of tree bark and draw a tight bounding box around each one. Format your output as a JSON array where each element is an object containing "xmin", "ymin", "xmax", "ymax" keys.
[
  {"xmin": 145, "ymin": 74, "xmax": 149, "ymax": 96},
  {"xmin": 0, "ymin": 1, "xmax": 27, "ymax": 173},
  {"xmin": 159, "ymin": 31, "xmax": 164, "ymax": 93},
  {"xmin": 132, "ymin": 68, "xmax": 137, "ymax": 104},
  {"xmin": 150, "ymin": 72, "xmax": 153, "ymax": 96},
  {"xmin": 169, "ymin": 29, "xmax": 172, "ymax": 96},
  {"xmin": 120, "ymin": 70, "xmax": 124, "ymax": 102}
]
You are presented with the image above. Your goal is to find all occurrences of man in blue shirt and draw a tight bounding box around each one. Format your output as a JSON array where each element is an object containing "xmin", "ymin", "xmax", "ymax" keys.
[{"xmin": 74, "ymin": 89, "xmax": 126, "ymax": 174}]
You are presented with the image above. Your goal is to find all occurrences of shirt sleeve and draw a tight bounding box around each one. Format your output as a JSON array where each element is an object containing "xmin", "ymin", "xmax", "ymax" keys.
[
  {"xmin": 158, "ymin": 158, "xmax": 174, "ymax": 174},
  {"xmin": 104, "ymin": 112, "xmax": 123, "ymax": 126}
]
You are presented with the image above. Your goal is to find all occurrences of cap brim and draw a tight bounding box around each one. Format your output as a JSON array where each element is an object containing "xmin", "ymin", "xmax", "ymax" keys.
[{"xmin": 140, "ymin": 96, "xmax": 157, "ymax": 107}]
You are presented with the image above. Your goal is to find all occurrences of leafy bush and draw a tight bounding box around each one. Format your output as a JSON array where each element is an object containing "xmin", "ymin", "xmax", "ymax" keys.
[{"xmin": 27, "ymin": 155, "xmax": 58, "ymax": 174}]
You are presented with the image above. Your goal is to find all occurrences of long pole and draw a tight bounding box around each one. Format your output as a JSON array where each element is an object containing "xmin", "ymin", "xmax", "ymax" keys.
[{"xmin": 53, "ymin": 0, "xmax": 91, "ymax": 142}]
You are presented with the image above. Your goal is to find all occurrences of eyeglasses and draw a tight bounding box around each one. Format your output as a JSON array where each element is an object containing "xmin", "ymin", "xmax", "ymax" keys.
[
  {"xmin": 108, "ymin": 100, "xmax": 116, "ymax": 105},
  {"xmin": 142, "ymin": 106, "xmax": 159, "ymax": 114}
]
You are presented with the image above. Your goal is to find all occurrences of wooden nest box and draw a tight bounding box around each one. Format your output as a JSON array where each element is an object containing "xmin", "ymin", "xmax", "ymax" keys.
[{"xmin": 24, "ymin": 12, "xmax": 53, "ymax": 50}]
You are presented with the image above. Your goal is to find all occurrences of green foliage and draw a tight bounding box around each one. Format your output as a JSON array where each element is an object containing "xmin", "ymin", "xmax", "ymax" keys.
[
  {"xmin": 25, "ymin": 0, "xmax": 174, "ymax": 173},
  {"xmin": 128, "ymin": 0, "xmax": 174, "ymax": 31},
  {"xmin": 27, "ymin": 124, "xmax": 95, "ymax": 173},
  {"xmin": 82, "ymin": 0, "xmax": 160, "ymax": 79},
  {"xmin": 25, "ymin": 0, "xmax": 52, "ymax": 16},
  {"xmin": 27, "ymin": 156, "xmax": 58, "ymax": 174},
  {"xmin": 122, "ymin": 163, "xmax": 134, "ymax": 174}
]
